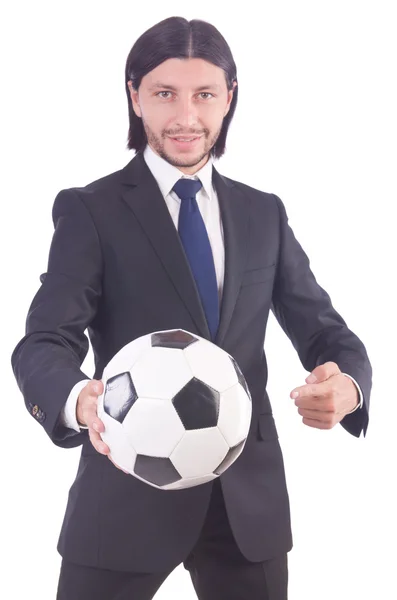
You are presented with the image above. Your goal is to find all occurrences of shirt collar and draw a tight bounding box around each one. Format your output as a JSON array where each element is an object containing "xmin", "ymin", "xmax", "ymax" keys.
[{"xmin": 143, "ymin": 143, "xmax": 214, "ymax": 199}]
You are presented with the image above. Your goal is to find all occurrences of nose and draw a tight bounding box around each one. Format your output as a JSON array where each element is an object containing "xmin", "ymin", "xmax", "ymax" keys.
[{"xmin": 174, "ymin": 95, "xmax": 199, "ymax": 129}]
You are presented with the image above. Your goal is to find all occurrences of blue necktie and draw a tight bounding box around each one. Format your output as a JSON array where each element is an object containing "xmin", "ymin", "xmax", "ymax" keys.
[{"xmin": 172, "ymin": 178, "xmax": 219, "ymax": 340}]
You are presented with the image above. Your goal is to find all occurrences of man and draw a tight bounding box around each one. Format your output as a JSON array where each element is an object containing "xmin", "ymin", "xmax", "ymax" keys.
[{"xmin": 11, "ymin": 16, "xmax": 372, "ymax": 600}]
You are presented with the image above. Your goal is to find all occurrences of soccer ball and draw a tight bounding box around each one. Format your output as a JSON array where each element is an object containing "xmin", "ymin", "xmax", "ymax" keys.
[{"xmin": 97, "ymin": 329, "xmax": 252, "ymax": 490}]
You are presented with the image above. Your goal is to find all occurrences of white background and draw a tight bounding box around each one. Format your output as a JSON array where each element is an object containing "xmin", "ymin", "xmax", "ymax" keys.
[{"xmin": 2, "ymin": 1, "xmax": 396, "ymax": 598}]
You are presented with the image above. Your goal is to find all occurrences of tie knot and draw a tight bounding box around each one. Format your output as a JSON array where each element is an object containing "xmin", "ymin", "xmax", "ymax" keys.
[{"xmin": 172, "ymin": 178, "xmax": 203, "ymax": 201}]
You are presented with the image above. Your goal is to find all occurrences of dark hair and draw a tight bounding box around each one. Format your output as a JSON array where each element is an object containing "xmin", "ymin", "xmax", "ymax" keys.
[{"xmin": 124, "ymin": 16, "xmax": 238, "ymax": 158}]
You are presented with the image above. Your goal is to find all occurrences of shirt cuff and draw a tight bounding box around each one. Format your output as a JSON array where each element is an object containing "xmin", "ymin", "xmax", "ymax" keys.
[
  {"xmin": 59, "ymin": 379, "xmax": 91, "ymax": 431},
  {"xmin": 341, "ymin": 373, "xmax": 364, "ymax": 413}
]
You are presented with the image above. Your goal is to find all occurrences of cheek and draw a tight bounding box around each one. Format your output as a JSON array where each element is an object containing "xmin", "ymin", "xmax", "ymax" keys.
[
  {"xmin": 206, "ymin": 107, "xmax": 229, "ymax": 132},
  {"xmin": 151, "ymin": 109, "xmax": 179, "ymax": 133},
  {"xmin": 140, "ymin": 111, "xmax": 166, "ymax": 136}
]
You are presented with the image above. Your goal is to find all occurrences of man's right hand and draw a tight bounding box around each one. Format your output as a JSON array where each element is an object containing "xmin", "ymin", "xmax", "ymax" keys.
[
  {"xmin": 76, "ymin": 379, "xmax": 109, "ymax": 455},
  {"xmin": 76, "ymin": 379, "xmax": 129, "ymax": 474}
]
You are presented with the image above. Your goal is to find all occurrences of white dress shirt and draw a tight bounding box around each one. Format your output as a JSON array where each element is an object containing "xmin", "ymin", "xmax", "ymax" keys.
[{"xmin": 59, "ymin": 144, "xmax": 363, "ymax": 432}]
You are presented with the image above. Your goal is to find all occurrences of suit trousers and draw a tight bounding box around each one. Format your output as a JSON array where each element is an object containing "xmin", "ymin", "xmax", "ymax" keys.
[{"xmin": 56, "ymin": 478, "xmax": 288, "ymax": 600}]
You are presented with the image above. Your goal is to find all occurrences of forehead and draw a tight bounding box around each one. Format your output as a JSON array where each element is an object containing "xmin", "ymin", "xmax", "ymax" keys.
[{"xmin": 143, "ymin": 58, "xmax": 226, "ymax": 91}]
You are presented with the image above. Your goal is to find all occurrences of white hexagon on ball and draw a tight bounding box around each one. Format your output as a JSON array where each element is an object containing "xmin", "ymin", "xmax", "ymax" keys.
[
  {"xmin": 218, "ymin": 382, "xmax": 252, "ymax": 447},
  {"xmin": 102, "ymin": 334, "xmax": 152, "ymax": 381},
  {"xmin": 170, "ymin": 427, "xmax": 229, "ymax": 478},
  {"xmin": 122, "ymin": 397, "xmax": 185, "ymax": 457},
  {"xmin": 164, "ymin": 472, "xmax": 217, "ymax": 490},
  {"xmin": 183, "ymin": 338, "xmax": 238, "ymax": 392},
  {"xmin": 130, "ymin": 346, "xmax": 193, "ymax": 400}
]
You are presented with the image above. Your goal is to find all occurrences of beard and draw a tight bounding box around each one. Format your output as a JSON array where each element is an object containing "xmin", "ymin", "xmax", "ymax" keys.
[{"xmin": 143, "ymin": 121, "xmax": 222, "ymax": 168}]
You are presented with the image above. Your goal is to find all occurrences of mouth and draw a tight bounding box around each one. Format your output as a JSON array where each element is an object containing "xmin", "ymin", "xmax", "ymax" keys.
[{"xmin": 168, "ymin": 135, "xmax": 203, "ymax": 149}]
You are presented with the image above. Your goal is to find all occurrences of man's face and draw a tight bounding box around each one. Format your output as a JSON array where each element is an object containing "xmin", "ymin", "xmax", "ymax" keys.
[{"xmin": 128, "ymin": 58, "xmax": 236, "ymax": 174}]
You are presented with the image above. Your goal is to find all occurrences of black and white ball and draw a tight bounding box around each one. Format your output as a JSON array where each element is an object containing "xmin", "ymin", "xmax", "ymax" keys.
[{"xmin": 97, "ymin": 329, "xmax": 252, "ymax": 490}]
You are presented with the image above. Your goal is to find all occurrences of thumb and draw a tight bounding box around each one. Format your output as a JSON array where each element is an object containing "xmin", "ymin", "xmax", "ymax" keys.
[
  {"xmin": 305, "ymin": 361, "xmax": 341, "ymax": 384},
  {"xmin": 91, "ymin": 379, "xmax": 104, "ymax": 395}
]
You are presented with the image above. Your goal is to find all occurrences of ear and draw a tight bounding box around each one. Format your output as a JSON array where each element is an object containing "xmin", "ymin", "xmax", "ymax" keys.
[{"xmin": 224, "ymin": 80, "xmax": 237, "ymax": 117}]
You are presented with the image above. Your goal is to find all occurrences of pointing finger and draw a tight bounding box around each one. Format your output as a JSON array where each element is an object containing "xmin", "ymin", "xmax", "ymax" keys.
[{"xmin": 290, "ymin": 382, "xmax": 328, "ymax": 400}]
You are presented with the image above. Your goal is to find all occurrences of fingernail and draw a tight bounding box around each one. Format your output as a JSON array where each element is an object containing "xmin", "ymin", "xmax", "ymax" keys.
[
  {"xmin": 306, "ymin": 374, "xmax": 317, "ymax": 383},
  {"xmin": 291, "ymin": 391, "xmax": 299, "ymax": 399},
  {"xmin": 93, "ymin": 422, "xmax": 99, "ymax": 432},
  {"xmin": 93, "ymin": 384, "xmax": 99, "ymax": 393}
]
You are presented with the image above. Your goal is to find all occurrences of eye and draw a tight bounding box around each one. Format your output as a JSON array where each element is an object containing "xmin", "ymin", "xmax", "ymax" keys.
[
  {"xmin": 155, "ymin": 91, "xmax": 214, "ymax": 100},
  {"xmin": 157, "ymin": 91, "xmax": 173, "ymax": 99}
]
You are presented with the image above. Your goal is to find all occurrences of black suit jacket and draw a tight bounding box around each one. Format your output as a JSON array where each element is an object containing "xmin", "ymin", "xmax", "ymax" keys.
[{"xmin": 11, "ymin": 151, "xmax": 372, "ymax": 573}]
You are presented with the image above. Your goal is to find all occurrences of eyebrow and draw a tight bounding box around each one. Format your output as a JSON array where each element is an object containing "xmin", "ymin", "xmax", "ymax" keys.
[{"xmin": 148, "ymin": 82, "xmax": 222, "ymax": 92}]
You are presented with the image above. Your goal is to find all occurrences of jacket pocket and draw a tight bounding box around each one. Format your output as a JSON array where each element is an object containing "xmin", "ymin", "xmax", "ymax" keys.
[{"xmin": 241, "ymin": 263, "xmax": 276, "ymax": 286}]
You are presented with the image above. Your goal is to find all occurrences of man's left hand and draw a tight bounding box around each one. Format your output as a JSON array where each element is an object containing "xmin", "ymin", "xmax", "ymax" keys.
[{"xmin": 290, "ymin": 361, "xmax": 359, "ymax": 430}]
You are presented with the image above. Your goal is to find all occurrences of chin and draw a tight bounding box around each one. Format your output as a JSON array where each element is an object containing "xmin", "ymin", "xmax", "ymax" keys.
[{"xmin": 163, "ymin": 146, "xmax": 208, "ymax": 167}]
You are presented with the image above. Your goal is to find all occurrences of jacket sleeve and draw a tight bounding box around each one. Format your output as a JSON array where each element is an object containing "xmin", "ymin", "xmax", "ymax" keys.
[
  {"xmin": 270, "ymin": 194, "xmax": 372, "ymax": 438},
  {"xmin": 11, "ymin": 188, "xmax": 102, "ymax": 448}
]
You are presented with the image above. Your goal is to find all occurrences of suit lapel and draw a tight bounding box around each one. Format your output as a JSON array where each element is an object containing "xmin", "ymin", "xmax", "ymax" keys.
[
  {"xmin": 119, "ymin": 152, "xmax": 249, "ymax": 347},
  {"xmin": 212, "ymin": 168, "xmax": 249, "ymax": 346}
]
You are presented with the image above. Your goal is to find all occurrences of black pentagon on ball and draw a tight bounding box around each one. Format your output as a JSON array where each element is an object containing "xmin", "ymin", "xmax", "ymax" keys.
[
  {"xmin": 173, "ymin": 377, "xmax": 220, "ymax": 430},
  {"xmin": 103, "ymin": 372, "xmax": 138, "ymax": 423},
  {"xmin": 214, "ymin": 439, "xmax": 245, "ymax": 475},
  {"xmin": 134, "ymin": 455, "xmax": 181, "ymax": 486},
  {"xmin": 151, "ymin": 329, "xmax": 199, "ymax": 350},
  {"xmin": 229, "ymin": 356, "xmax": 251, "ymax": 399}
]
